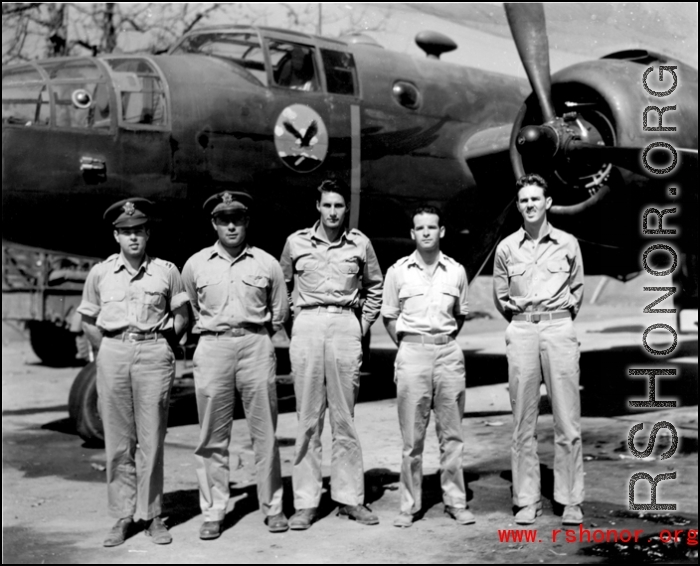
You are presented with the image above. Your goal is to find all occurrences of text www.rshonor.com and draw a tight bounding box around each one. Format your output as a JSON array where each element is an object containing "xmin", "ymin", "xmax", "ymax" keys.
[{"xmin": 497, "ymin": 526, "xmax": 699, "ymax": 544}]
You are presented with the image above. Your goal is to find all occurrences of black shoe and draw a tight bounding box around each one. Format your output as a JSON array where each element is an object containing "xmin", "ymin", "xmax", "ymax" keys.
[
  {"xmin": 103, "ymin": 517, "xmax": 133, "ymax": 547},
  {"xmin": 199, "ymin": 520, "xmax": 223, "ymax": 540},
  {"xmin": 145, "ymin": 516, "xmax": 172, "ymax": 545}
]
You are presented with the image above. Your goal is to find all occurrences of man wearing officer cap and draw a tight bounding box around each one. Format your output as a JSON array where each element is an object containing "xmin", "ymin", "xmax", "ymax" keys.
[
  {"xmin": 78, "ymin": 198, "xmax": 189, "ymax": 546},
  {"xmin": 181, "ymin": 190, "xmax": 289, "ymax": 539}
]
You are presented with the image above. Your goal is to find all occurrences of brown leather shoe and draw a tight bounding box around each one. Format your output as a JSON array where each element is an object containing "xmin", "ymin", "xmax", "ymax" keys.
[
  {"xmin": 266, "ymin": 512, "xmax": 289, "ymax": 533},
  {"xmin": 289, "ymin": 508, "xmax": 317, "ymax": 530},
  {"xmin": 199, "ymin": 520, "xmax": 223, "ymax": 540},
  {"xmin": 145, "ymin": 516, "xmax": 172, "ymax": 545},
  {"xmin": 103, "ymin": 517, "xmax": 133, "ymax": 547},
  {"xmin": 337, "ymin": 504, "xmax": 379, "ymax": 525}
]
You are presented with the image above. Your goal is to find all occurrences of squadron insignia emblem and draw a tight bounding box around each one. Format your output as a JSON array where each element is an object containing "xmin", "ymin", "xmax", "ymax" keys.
[
  {"xmin": 123, "ymin": 201, "xmax": 135, "ymax": 216},
  {"xmin": 274, "ymin": 104, "xmax": 328, "ymax": 173}
]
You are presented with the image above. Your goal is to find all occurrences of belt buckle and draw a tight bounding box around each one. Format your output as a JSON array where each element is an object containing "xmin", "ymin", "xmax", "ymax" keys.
[
  {"xmin": 125, "ymin": 332, "xmax": 140, "ymax": 342},
  {"xmin": 530, "ymin": 313, "xmax": 541, "ymax": 323},
  {"xmin": 230, "ymin": 328, "xmax": 245, "ymax": 337},
  {"xmin": 434, "ymin": 335, "xmax": 448, "ymax": 345},
  {"xmin": 327, "ymin": 305, "xmax": 342, "ymax": 314}
]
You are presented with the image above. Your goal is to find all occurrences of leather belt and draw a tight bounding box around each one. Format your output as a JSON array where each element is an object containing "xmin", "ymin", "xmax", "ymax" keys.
[
  {"xmin": 200, "ymin": 326, "xmax": 264, "ymax": 338},
  {"xmin": 302, "ymin": 305, "xmax": 355, "ymax": 314},
  {"xmin": 512, "ymin": 311, "xmax": 571, "ymax": 323},
  {"xmin": 401, "ymin": 334, "xmax": 454, "ymax": 345},
  {"xmin": 104, "ymin": 330, "xmax": 163, "ymax": 342}
]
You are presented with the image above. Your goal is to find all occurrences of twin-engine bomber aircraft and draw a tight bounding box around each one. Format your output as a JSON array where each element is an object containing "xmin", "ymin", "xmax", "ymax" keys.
[{"xmin": 2, "ymin": 5, "xmax": 697, "ymax": 441}]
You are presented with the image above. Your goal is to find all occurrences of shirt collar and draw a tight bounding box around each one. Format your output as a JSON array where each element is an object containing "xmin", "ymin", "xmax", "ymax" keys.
[
  {"xmin": 407, "ymin": 250, "xmax": 447, "ymax": 271},
  {"xmin": 114, "ymin": 252, "xmax": 151, "ymax": 275},
  {"xmin": 310, "ymin": 220, "xmax": 355, "ymax": 246},
  {"xmin": 208, "ymin": 241, "xmax": 253, "ymax": 262},
  {"xmin": 517, "ymin": 223, "xmax": 559, "ymax": 245}
]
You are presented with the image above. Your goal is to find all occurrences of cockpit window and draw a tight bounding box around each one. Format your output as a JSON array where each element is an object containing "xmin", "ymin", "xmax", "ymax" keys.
[
  {"xmin": 269, "ymin": 42, "xmax": 319, "ymax": 92},
  {"xmin": 171, "ymin": 32, "xmax": 267, "ymax": 86},
  {"xmin": 2, "ymin": 67, "xmax": 47, "ymax": 126},
  {"xmin": 40, "ymin": 59, "xmax": 104, "ymax": 81},
  {"xmin": 104, "ymin": 58, "xmax": 166, "ymax": 127},
  {"xmin": 321, "ymin": 49, "xmax": 357, "ymax": 96}
]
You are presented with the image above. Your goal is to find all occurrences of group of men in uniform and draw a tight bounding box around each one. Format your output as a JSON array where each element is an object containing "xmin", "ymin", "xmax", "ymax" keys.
[{"xmin": 78, "ymin": 173, "xmax": 585, "ymax": 546}]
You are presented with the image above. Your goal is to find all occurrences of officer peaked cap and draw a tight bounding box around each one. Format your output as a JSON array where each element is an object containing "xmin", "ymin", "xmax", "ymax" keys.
[
  {"xmin": 104, "ymin": 197, "xmax": 154, "ymax": 228},
  {"xmin": 203, "ymin": 191, "xmax": 253, "ymax": 216}
]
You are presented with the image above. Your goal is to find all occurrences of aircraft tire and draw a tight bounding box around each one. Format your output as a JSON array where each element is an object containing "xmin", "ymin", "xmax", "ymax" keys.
[
  {"xmin": 68, "ymin": 362, "xmax": 104, "ymax": 444},
  {"xmin": 28, "ymin": 321, "xmax": 78, "ymax": 367}
]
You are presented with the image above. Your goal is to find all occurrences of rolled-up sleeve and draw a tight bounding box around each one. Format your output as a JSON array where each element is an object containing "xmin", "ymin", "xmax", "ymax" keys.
[
  {"xmin": 77, "ymin": 265, "xmax": 102, "ymax": 318},
  {"xmin": 492, "ymin": 245, "xmax": 512, "ymax": 321},
  {"xmin": 380, "ymin": 265, "xmax": 400, "ymax": 319},
  {"xmin": 455, "ymin": 265, "xmax": 469, "ymax": 317},
  {"xmin": 268, "ymin": 259, "xmax": 290, "ymax": 331},
  {"xmin": 361, "ymin": 240, "xmax": 383, "ymax": 324}
]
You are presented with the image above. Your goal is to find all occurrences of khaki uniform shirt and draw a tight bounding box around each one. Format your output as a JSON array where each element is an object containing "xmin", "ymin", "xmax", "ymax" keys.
[
  {"xmin": 78, "ymin": 253, "xmax": 188, "ymax": 332},
  {"xmin": 493, "ymin": 224, "xmax": 584, "ymax": 321},
  {"xmin": 381, "ymin": 251, "xmax": 469, "ymax": 336},
  {"xmin": 280, "ymin": 222, "xmax": 383, "ymax": 324},
  {"xmin": 181, "ymin": 242, "xmax": 288, "ymax": 333}
]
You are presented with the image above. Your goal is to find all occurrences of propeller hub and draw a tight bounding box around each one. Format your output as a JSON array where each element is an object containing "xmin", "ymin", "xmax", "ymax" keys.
[{"xmin": 516, "ymin": 124, "xmax": 559, "ymax": 158}]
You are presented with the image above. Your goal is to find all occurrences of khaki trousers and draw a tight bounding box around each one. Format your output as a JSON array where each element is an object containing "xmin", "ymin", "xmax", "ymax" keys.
[
  {"xmin": 505, "ymin": 317, "xmax": 584, "ymax": 506},
  {"xmin": 395, "ymin": 340, "xmax": 467, "ymax": 514},
  {"xmin": 193, "ymin": 332, "xmax": 283, "ymax": 521},
  {"xmin": 96, "ymin": 337, "xmax": 175, "ymax": 521},
  {"xmin": 289, "ymin": 309, "xmax": 365, "ymax": 508}
]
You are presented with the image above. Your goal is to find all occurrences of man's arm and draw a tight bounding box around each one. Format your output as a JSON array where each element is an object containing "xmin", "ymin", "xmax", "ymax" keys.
[
  {"xmin": 453, "ymin": 264, "xmax": 469, "ymax": 336},
  {"xmin": 180, "ymin": 257, "xmax": 200, "ymax": 325},
  {"xmin": 81, "ymin": 315, "xmax": 103, "ymax": 351},
  {"xmin": 492, "ymin": 245, "xmax": 513, "ymax": 322},
  {"xmin": 360, "ymin": 239, "xmax": 383, "ymax": 336},
  {"xmin": 568, "ymin": 238, "xmax": 585, "ymax": 320},
  {"xmin": 172, "ymin": 304, "xmax": 189, "ymax": 341},
  {"xmin": 380, "ymin": 265, "xmax": 400, "ymax": 345},
  {"xmin": 383, "ymin": 317, "xmax": 399, "ymax": 346},
  {"xmin": 278, "ymin": 238, "xmax": 295, "ymax": 335},
  {"xmin": 268, "ymin": 259, "xmax": 290, "ymax": 333}
]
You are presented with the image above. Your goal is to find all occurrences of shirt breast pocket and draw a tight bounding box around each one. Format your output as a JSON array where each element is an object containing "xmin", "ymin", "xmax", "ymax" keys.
[
  {"xmin": 296, "ymin": 258, "xmax": 322, "ymax": 290},
  {"xmin": 340, "ymin": 262, "xmax": 360, "ymax": 290},
  {"xmin": 507, "ymin": 263, "xmax": 528, "ymax": 298},
  {"xmin": 545, "ymin": 258, "xmax": 570, "ymax": 295},
  {"xmin": 197, "ymin": 274, "xmax": 227, "ymax": 310},
  {"xmin": 140, "ymin": 288, "xmax": 167, "ymax": 323},
  {"xmin": 99, "ymin": 287, "xmax": 127, "ymax": 324},
  {"xmin": 241, "ymin": 274, "xmax": 269, "ymax": 305},
  {"xmin": 439, "ymin": 283, "xmax": 460, "ymax": 313},
  {"xmin": 399, "ymin": 285, "xmax": 427, "ymax": 317}
]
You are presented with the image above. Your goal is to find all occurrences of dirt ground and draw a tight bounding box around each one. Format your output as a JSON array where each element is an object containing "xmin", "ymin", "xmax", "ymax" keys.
[{"xmin": 2, "ymin": 276, "xmax": 698, "ymax": 564}]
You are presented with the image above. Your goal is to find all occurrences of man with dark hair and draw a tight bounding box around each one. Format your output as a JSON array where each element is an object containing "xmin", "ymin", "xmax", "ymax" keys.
[
  {"xmin": 381, "ymin": 205, "xmax": 473, "ymax": 528},
  {"xmin": 79, "ymin": 198, "xmax": 189, "ymax": 546},
  {"xmin": 280, "ymin": 179, "xmax": 383, "ymax": 529},
  {"xmin": 182, "ymin": 191, "xmax": 289, "ymax": 539},
  {"xmin": 493, "ymin": 174, "xmax": 585, "ymax": 526}
]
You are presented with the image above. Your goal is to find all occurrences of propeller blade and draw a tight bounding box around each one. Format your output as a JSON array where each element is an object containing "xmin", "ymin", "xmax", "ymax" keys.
[
  {"xmin": 505, "ymin": 3, "xmax": 556, "ymax": 123},
  {"xmin": 566, "ymin": 141, "xmax": 698, "ymax": 179}
]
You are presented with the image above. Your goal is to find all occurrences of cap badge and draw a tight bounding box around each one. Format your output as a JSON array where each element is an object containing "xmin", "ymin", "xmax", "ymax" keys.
[
  {"xmin": 123, "ymin": 201, "xmax": 135, "ymax": 216},
  {"xmin": 222, "ymin": 192, "xmax": 233, "ymax": 206}
]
